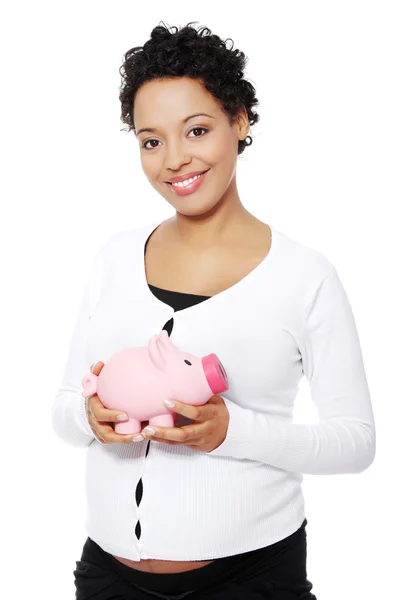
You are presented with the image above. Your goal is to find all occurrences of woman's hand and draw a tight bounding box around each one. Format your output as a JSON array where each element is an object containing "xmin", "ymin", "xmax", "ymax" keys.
[
  {"xmin": 85, "ymin": 362, "xmax": 179, "ymax": 444},
  {"xmin": 140, "ymin": 395, "xmax": 230, "ymax": 453},
  {"xmin": 85, "ymin": 362, "xmax": 136, "ymax": 444}
]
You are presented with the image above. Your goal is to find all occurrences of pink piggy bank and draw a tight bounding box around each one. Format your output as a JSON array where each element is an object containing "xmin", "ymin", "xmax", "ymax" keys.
[{"xmin": 81, "ymin": 329, "xmax": 229, "ymax": 434}]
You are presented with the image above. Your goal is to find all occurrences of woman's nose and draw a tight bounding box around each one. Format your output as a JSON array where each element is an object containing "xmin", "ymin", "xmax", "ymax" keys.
[{"xmin": 164, "ymin": 145, "xmax": 191, "ymax": 171}]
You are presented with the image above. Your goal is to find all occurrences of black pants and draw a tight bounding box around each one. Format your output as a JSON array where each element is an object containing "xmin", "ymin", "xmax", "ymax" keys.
[{"xmin": 74, "ymin": 518, "xmax": 317, "ymax": 600}]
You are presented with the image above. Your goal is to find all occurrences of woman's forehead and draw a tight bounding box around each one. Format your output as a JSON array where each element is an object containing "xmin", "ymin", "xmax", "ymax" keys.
[{"xmin": 134, "ymin": 78, "xmax": 218, "ymax": 121}]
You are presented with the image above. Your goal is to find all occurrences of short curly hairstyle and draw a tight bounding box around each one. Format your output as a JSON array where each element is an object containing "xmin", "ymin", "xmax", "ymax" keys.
[{"xmin": 119, "ymin": 21, "xmax": 260, "ymax": 156}]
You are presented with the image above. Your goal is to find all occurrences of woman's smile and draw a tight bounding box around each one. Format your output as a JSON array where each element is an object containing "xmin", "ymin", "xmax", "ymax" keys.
[{"xmin": 165, "ymin": 168, "xmax": 211, "ymax": 196}]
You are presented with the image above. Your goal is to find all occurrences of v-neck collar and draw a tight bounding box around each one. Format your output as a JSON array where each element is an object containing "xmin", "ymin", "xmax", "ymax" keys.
[{"xmin": 139, "ymin": 218, "xmax": 280, "ymax": 316}]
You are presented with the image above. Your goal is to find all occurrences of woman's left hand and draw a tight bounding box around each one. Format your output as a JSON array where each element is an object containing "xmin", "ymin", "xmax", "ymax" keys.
[{"xmin": 140, "ymin": 395, "xmax": 229, "ymax": 453}]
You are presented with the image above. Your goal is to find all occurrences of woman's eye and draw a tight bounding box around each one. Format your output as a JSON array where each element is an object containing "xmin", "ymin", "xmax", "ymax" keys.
[
  {"xmin": 141, "ymin": 127, "xmax": 208, "ymax": 150},
  {"xmin": 188, "ymin": 127, "xmax": 208, "ymax": 138},
  {"xmin": 142, "ymin": 139, "xmax": 160, "ymax": 150}
]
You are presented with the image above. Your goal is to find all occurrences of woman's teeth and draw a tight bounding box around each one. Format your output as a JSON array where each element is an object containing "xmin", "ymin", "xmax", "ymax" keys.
[{"xmin": 170, "ymin": 173, "xmax": 203, "ymax": 187}]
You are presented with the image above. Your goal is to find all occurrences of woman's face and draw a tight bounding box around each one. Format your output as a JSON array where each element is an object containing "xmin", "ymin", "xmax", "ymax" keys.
[{"xmin": 133, "ymin": 77, "xmax": 249, "ymax": 216}]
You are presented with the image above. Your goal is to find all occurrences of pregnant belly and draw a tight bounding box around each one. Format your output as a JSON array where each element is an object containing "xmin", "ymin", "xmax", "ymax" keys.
[
  {"xmin": 112, "ymin": 555, "xmax": 215, "ymax": 573},
  {"xmin": 111, "ymin": 417, "xmax": 215, "ymax": 573}
]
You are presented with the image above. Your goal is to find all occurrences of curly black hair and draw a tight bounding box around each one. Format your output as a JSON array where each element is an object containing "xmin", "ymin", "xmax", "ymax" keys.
[{"xmin": 119, "ymin": 21, "xmax": 260, "ymax": 156}]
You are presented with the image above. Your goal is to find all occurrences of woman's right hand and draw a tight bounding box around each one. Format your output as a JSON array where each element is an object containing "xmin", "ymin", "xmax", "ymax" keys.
[{"xmin": 85, "ymin": 361, "xmax": 137, "ymax": 444}]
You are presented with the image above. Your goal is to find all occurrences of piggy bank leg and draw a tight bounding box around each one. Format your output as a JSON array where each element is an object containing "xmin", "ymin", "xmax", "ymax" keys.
[
  {"xmin": 149, "ymin": 414, "xmax": 175, "ymax": 428},
  {"xmin": 114, "ymin": 418, "xmax": 142, "ymax": 435}
]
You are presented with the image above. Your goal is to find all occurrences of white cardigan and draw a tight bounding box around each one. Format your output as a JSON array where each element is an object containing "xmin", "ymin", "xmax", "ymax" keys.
[{"xmin": 51, "ymin": 219, "xmax": 376, "ymax": 561}]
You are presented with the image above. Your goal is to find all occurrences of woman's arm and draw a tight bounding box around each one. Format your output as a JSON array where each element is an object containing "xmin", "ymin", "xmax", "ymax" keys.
[
  {"xmin": 208, "ymin": 268, "xmax": 376, "ymax": 475},
  {"xmin": 50, "ymin": 243, "xmax": 109, "ymax": 448}
]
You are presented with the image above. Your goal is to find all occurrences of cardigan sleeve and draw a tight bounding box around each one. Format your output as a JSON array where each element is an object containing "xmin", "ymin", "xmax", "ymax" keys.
[
  {"xmin": 50, "ymin": 245, "xmax": 108, "ymax": 448},
  {"xmin": 208, "ymin": 268, "xmax": 376, "ymax": 475}
]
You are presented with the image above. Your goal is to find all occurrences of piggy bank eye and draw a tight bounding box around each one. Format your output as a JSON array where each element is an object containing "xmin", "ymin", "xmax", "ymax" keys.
[{"xmin": 184, "ymin": 360, "xmax": 192, "ymax": 366}]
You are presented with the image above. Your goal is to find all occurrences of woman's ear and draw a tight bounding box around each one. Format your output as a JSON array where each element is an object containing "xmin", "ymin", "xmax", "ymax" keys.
[{"xmin": 236, "ymin": 106, "xmax": 250, "ymax": 140}]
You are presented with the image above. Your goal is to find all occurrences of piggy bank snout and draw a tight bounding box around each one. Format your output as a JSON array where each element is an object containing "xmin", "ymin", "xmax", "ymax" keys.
[{"xmin": 202, "ymin": 353, "xmax": 229, "ymax": 394}]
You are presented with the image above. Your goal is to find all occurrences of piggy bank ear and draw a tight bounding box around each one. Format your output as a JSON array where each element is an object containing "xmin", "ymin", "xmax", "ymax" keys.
[
  {"xmin": 148, "ymin": 334, "xmax": 167, "ymax": 370},
  {"xmin": 159, "ymin": 329, "xmax": 178, "ymax": 354}
]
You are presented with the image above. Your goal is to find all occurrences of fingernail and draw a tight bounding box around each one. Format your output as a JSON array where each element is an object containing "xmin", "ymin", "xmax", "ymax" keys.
[
  {"xmin": 117, "ymin": 414, "xmax": 128, "ymax": 421},
  {"xmin": 132, "ymin": 434, "xmax": 144, "ymax": 442},
  {"xmin": 143, "ymin": 427, "xmax": 156, "ymax": 435},
  {"xmin": 164, "ymin": 400, "xmax": 174, "ymax": 408}
]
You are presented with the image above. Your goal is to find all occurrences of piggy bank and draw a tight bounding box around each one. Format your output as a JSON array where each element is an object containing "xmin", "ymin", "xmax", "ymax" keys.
[{"xmin": 81, "ymin": 329, "xmax": 229, "ymax": 434}]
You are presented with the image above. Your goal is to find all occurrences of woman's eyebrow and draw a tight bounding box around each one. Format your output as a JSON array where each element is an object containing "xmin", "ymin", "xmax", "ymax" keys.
[{"xmin": 136, "ymin": 113, "xmax": 214, "ymax": 136}]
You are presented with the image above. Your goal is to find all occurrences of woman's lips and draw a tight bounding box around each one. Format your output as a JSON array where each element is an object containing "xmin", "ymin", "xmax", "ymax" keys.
[{"xmin": 166, "ymin": 169, "xmax": 210, "ymax": 196}]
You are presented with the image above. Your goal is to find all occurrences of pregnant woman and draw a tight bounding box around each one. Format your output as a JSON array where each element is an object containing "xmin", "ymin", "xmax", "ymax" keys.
[{"xmin": 51, "ymin": 21, "xmax": 376, "ymax": 600}]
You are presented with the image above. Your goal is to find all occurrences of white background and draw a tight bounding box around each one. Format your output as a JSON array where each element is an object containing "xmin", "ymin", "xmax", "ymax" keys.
[{"xmin": 1, "ymin": 2, "xmax": 399, "ymax": 599}]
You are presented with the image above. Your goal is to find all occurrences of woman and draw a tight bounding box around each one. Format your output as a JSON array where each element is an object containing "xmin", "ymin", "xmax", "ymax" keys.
[{"xmin": 52, "ymin": 21, "xmax": 375, "ymax": 600}]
